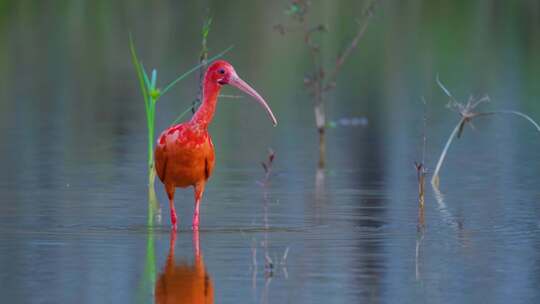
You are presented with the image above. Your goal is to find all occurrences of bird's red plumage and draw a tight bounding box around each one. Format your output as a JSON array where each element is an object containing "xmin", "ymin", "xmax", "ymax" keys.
[{"xmin": 154, "ymin": 60, "xmax": 276, "ymax": 230}]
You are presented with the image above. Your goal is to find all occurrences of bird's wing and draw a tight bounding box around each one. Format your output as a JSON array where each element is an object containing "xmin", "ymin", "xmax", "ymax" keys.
[{"xmin": 155, "ymin": 130, "xmax": 170, "ymax": 183}]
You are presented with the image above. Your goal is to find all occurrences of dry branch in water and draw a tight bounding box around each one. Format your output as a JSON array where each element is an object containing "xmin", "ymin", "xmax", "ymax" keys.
[
  {"xmin": 431, "ymin": 76, "xmax": 540, "ymax": 187},
  {"xmin": 415, "ymin": 163, "xmax": 426, "ymax": 206},
  {"xmin": 415, "ymin": 97, "xmax": 428, "ymax": 229},
  {"xmin": 275, "ymin": 0, "xmax": 377, "ymax": 168}
]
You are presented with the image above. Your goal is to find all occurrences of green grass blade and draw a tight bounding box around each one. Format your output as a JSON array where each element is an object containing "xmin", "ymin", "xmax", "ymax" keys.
[
  {"xmin": 202, "ymin": 17, "xmax": 213, "ymax": 39},
  {"xmin": 129, "ymin": 34, "xmax": 150, "ymax": 107},
  {"xmin": 161, "ymin": 45, "xmax": 234, "ymax": 96},
  {"xmin": 141, "ymin": 64, "xmax": 151, "ymax": 93}
]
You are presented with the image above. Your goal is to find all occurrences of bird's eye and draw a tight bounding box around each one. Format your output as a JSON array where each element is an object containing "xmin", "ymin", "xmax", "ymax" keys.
[{"xmin": 217, "ymin": 68, "xmax": 225, "ymax": 75}]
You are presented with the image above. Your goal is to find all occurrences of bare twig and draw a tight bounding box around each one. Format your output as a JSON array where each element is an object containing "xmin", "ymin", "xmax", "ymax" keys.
[
  {"xmin": 436, "ymin": 74, "xmax": 458, "ymax": 106},
  {"xmin": 324, "ymin": 1, "xmax": 377, "ymax": 91},
  {"xmin": 415, "ymin": 98, "xmax": 428, "ymax": 228},
  {"xmin": 431, "ymin": 116, "xmax": 466, "ymax": 188},
  {"xmin": 421, "ymin": 97, "xmax": 428, "ymax": 165},
  {"xmin": 474, "ymin": 110, "xmax": 540, "ymax": 131},
  {"xmin": 258, "ymin": 149, "xmax": 276, "ymax": 186},
  {"xmin": 415, "ymin": 162, "xmax": 426, "ymax": 203}
]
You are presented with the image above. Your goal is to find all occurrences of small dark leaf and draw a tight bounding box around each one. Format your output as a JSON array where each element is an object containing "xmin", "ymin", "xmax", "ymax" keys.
[{"xmin": 457, "ymin": 118, "xmax": 467, "ymax": 138}]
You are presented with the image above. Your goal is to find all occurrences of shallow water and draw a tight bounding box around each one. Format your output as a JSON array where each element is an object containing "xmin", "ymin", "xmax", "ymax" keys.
[
  {"xmin": 1, "ymin": 1, "xmax": 540, "ymax": 303},
  {"xmin": 2, "ymin": 129, "xmax": 540, "ymax": 303}
]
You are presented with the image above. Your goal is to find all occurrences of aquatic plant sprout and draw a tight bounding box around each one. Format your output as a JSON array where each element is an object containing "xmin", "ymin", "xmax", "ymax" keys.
[{"xmin": 431, "ymin": 75, "xmax": 540, "ymax": 187}]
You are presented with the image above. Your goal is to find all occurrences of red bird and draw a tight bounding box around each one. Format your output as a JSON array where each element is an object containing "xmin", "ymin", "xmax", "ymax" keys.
[{"xmin": 155, "ymin": 60, "xmax": 277, "ymax": 230}]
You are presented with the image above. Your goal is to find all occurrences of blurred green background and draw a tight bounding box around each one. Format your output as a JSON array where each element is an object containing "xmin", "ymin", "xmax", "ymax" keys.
[{"xmin": 1, "ymin": 0, "xmax": 538, "ymax": 171}]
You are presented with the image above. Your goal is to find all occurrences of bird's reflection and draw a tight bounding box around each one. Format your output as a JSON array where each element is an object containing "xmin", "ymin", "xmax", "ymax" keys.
[{"xmin": 155, "ymin": 231, "xmax": 214, "ymax": 304}]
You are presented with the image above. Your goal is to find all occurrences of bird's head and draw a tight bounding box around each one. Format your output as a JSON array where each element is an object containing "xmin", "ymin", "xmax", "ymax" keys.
[{"xmin": 206, "ymin": 60, "xmax": 277, "ymax": 126}]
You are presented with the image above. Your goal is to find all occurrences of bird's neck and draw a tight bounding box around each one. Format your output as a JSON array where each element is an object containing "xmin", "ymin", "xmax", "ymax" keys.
[{"xmin": 191, "ymin": 80, "xmax": 221, "ymax": 129}]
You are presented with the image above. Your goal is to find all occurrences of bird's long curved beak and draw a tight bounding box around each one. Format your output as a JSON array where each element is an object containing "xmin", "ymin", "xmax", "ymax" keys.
[{"xmin": 230, "ymin": 75, "xmax": 278, "ymax": 126}]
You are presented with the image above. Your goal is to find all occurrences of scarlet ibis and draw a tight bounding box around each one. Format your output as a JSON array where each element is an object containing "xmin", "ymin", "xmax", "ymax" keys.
[{"xmin": 155, "ymin": 60, "xmax": 277, "ymax": 230}]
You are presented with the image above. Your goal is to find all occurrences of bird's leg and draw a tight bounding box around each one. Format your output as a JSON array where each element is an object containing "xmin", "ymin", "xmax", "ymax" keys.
[
  {"xmin": 192, "ymin": 183, "xmax": 205, "ymax": 230},
  {"xmin": 166, "ymin": 184, "xmax": 178, "ymax": 231},
  {"xmin": 169, "ymin": 200, "xmax": 177, "ymax": 231}
]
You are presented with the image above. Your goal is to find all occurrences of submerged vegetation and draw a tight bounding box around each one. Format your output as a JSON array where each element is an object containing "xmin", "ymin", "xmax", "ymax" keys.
[{"xmin": 275, "ymin": 0, "xmax": 377, "ymax": 168}]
